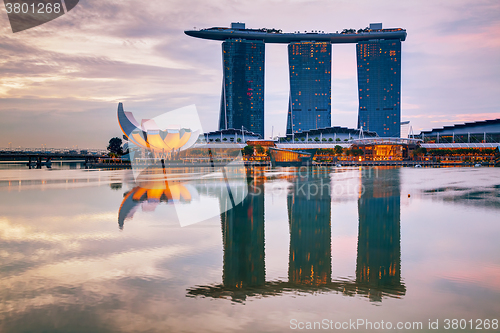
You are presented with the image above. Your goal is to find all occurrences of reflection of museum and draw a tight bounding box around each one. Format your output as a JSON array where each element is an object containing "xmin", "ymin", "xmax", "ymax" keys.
[{"xmin": 185, "ymin": 168, "xmax": 405, "ymax": 302}]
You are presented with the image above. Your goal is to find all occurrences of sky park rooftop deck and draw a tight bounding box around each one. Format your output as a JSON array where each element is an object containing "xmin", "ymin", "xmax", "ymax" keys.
[{"xmin": 184, "ymin": 23, "xmax": 407, "ymax": 44}]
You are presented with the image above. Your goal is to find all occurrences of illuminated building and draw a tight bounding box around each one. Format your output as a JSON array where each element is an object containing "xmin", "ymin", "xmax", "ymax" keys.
[
  {"xmin": 351, "ymin": 137, "xmax": 420, "ymax": 161},
  {"xmin": 287, "ymin": 42, "xmax": 331, "ymax": 134},
  {"xmin": 117, "ymin": 102, "xmax": 199, "ymax": 159},
  {"xmin": 186, "ymin": 23, "xmax": 407, "ymax": 138},
  {"xmin": 357, "ymin": 33, "xmax": 402, "ymax": 137},
  {"xmin": 268, "ymin": 147, "xmax": 313, "ymax": 167},
  {"xmin": 219, "ymin": 37, "xmax": 265, "ymax": 137}
]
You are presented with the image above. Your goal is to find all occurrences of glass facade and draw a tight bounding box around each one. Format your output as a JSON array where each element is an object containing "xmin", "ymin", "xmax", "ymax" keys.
[
  {"xmin": 219, "ymin": 39, "xmax": 265, "ymax": 138},
  {"xmin": 287, "ymin": 42, "xmax": 331, "ymax": 135},
  {"xmin": 357, "ymin": 40, "xmax": 401, "ymax": 137}
]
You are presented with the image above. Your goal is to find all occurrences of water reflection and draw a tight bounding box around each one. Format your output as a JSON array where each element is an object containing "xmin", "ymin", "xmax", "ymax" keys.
[
  {"xmin": 118, "ymin": 184, "xmax": 193, "ymax": 229},
  {"xmin": 186, "ymin": 168, "xmax": 405, "ymax": 302},
  {"xmin": 356, "ymin": 168, "xmax": 405, "ymax": 301},
  {"xmin": 1, "ymin": 167, "xmax": 499, "ymax": 331},
  {"xmin": 288, "ymin": 174, "xmax": 331, "ymax": 286},
  {"xmin": 220, "ymin": 181, "xmax": 265, "ymax": 299},
  {"xmin": 117, "ymin": 166, "xmax": 249, "ymax": 228}
]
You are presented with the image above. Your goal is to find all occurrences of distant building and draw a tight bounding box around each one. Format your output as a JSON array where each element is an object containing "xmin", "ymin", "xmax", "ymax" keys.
[
  {"xmin": 357, "ymin": 38, "xmax": 402, "ymax": 137},
  {"xmin": 287, "ymin": 42, "xmax": 331, "ymax": 134},
  {"xmin": 418, "ymin": 119, "xmax": 500, "ymax": 143},
  {"xmin": 400, "ymin": 121, "xmax": 410, "ymax": 138},
  {"xmin": 219, "ymin": 38, "xmax": 265, "ymax": 138},
  {"xmin": 284, "ymin": 126, "xmax": 377, "ymax": 142},
  {"xmin": 202, "ymin": 128, "xmax": 261, "ymax": 143}
]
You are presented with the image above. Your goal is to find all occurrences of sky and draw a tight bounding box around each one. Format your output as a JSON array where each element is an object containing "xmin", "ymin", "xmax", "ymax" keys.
[{"xmin": 0, "ymin": 0, "xmax": 499, "ymax": 148}]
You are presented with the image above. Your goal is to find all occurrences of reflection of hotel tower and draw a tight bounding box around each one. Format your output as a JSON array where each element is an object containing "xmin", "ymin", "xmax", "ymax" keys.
[
  {"xmin": 220, "ymin": 182, "xmax": 265, "ymax": 292},
  {"xmin": 186, "ymin": 172, "xmax": 405, "ymax": 302},
  {"xmin": 356, "ymin": 168, "xmax": 403, "ymax": 301},
  {"xmin": 288, "ymin": 176, "xmax": 331, "ymax": 285}
]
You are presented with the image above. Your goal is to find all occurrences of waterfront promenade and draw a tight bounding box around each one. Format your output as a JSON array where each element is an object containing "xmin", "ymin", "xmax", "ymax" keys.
[{"xmin": 86, "ymin": 159, "xmax": 498, "ymax": 169}]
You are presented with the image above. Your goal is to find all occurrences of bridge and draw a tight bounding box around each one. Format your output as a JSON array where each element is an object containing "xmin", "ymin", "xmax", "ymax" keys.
[{"xmin": 0, "ymin": 148, "xmax": 108, "ymax": 168}]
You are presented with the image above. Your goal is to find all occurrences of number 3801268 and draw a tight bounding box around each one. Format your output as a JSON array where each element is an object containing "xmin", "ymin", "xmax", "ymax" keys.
[{"xmin": 5, "ymin": 2, "xmax": 62, "ymax": 14}]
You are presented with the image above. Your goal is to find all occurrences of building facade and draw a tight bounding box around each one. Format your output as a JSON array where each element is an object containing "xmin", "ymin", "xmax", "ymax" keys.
[
  {"xmin": 219, "ymin": 38, "xmax": 265, "ymax": 137},
  {"xmin": 283, "ymin": 125, "xmax": 377, "ymax": 142},
  {"xmin": 418, "ymin": 119, "xmax": 500, "ymax": 143},
  {"xmin": 357, "ymin": 39, "xmax": 402, "ymax": 137},
  {"xmin": 187, "ymin": 22, "xmax": 407, "ymax": 139},
  {"xmin": 287, "ymin": 42, "xmax": 332, "ymax": 134}
]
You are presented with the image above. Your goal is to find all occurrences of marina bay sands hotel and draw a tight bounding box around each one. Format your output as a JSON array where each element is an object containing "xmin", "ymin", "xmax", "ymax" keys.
[{"xmin": 185, "ymin": 23, "xmax": 407, "ymax": 138}]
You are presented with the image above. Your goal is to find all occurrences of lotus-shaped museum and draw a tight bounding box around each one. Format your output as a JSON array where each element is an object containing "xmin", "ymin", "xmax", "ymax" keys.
[{"xmin": 118, "ymin": 103, "xmax": 200, "ymax": 159}]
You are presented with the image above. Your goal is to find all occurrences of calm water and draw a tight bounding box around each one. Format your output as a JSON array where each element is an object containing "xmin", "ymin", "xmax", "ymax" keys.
[{"xmin": 0, "ymin": 166, "xmax": 499, "ymax": 332}]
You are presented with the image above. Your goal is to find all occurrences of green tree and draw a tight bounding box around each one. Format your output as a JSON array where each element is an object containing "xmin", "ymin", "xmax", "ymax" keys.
[
  {"xmin": 412, "ymin": 147, "xmax": 427, "ymax": 159},
  {"xmin": 107, "ymin": 137, "xmax": 123, "ymax": 155},
  {"xmin": 351, "ymin": 148, "xmax": 364, "ymax": 156},
  {"xmin": 336, "ymin": 138, "xmax": 341, "ymax": 142},
  {"xmin": 328, "ymin": 138, "xmax": 333, "ymax": 142},
  {"xmin": 333, "ymin": 145, "xmax": 343, "ymax": 156},
  {"xmin": 242, "ymin": 145, "xmax": 254, "ymax": 157},
  {"xmin": 255, "ymin": 145, "xmax": 265, "ymax": 155}
]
